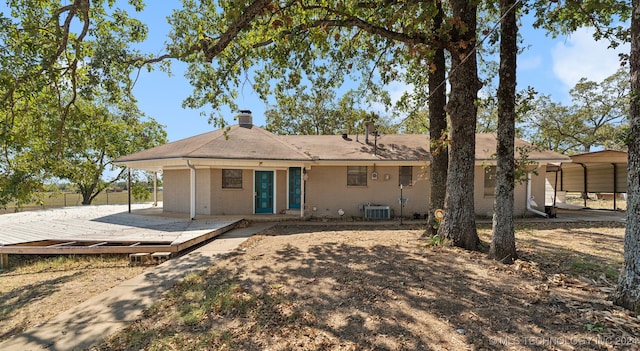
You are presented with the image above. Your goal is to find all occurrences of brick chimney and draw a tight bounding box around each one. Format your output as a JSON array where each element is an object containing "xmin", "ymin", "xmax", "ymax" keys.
[{"xmin": 238, "ymin": 110, "xmax": 253, "ymax": 128}]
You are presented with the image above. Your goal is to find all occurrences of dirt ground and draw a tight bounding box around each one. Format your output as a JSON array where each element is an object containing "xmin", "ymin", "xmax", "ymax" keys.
[
  {"xmin": 0, "ymin": 255, "xmax": 148, "ymax": 343},
  {"xmin": 3, "ymin": 222, "xmax": 640, "ymax": 350},
  {"xmin": 95, "ymin": 222, "xmax": 639, "ymax": 351}
]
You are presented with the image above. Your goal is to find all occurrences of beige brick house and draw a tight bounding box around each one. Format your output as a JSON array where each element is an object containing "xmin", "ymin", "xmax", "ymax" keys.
[{"xmin": 115, "ymin": 111, "xmax": 569, "ymax": 219}]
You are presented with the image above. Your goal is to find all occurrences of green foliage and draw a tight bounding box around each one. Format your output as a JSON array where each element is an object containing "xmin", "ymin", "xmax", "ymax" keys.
[
  {"xmin": 528, "ymin": 0, "xmax": 630, "ymax": 49},
  {"xmin": 401, "ymin": 110, "xmax": 430, "ymax": 134},
  {"xmin": 522, "ymin": 68, "xmax": 629, "ymax": 154},
  {"xmin": 131, "ymin": 172, "xmax": 161, "ymax": 201},
  {"xmin": 168, "ymin": 0, "xmax": 445, "ymax": 126},
  {"xmin": 265, "ymin": 88, "xmax": 389, "ymax": 135},
  {"xmin": 48, "ymin": 97, "xmax": 166, "ymax": 205},
  {"xmin": 477, "ymin": 85, "xmax": 538, "ymax": 135},
  {"xmin": 0, "ymin": 0, "xmax": 157, "ymax": 206},
  {"xmin": 424, "ymin": 234, "xmax": 445, "ymax": 247},
  {"xmin": 584, "ymin": 322, "xmax": 607, "ymax": 333}
]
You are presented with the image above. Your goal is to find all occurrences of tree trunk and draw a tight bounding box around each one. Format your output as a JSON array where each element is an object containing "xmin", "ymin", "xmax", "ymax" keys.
[
  {"xmin": 613, "ymin": 0, "xmax": 640, "ymax": 313},
  {"xmin": 426, "ymin": 0, "xmax": 448, "ymax": 236},
  {"xmin": 439, "ymin": 0, "xmax": 481, "ymax": 250},
  {"xmin": 81, "ymin": 189, "xmax": 93, "ymax": 205},
  {"xmin": 489, "ymin": 0, "xmax": 518, "ymax": 263}
]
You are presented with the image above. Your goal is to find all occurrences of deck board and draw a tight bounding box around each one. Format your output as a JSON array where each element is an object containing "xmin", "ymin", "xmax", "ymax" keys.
[{"xmin": 0, "ymin": 205, "xmax": 242, "ymax": 255}]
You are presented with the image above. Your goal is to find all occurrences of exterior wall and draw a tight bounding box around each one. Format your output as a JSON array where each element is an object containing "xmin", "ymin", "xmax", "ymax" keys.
[
  {"xmin": 163, "ymin": 164, "xmax": 551, "ymax": 218},
  {"xmin": 276, "ymin": 169, "xmax": 287, "ymax": 213},
  {"xmin": 474, "ymin": 165, "xmax": 548, "ymax": 218},
  {"xmin": 210, "ymin": 169, "xmax": 254, "ymax": 215},
  {"xmin": 163, "ymin": 168, "xmax": 212, "ymax": 215},
  {"xmin": 163, "ymin": 169, "xmax": 190, "ymax": 214},
  {"xmin": 304, "ymin": 165, "xmax": 430, "ymax": 218},
  {"xmin": 196, "ymin": 169, "xmax": 212, "ymax": 215}
]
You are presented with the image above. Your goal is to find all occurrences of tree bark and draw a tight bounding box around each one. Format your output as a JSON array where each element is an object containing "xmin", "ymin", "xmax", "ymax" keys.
[
  {"xmin": 439, "ymin": 0, "xmax": 481, "ymax": 250},
  {"xmin": 426, "ymin": 0, "xmax": 448, "ymax": 236},
  {"xmin": 489, "ymin": 0, "xmax": 518, "ymax": 263},
  {"xmin": 613, "ymin": 0, "xmax": 640, "ymax": 313}
]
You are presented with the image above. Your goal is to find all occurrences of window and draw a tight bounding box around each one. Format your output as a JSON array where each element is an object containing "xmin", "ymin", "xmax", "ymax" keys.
[
  {"xmin": 347, "ymin": 166, "xmax": 367, "ymax": 186},
  {"xmin": 484, "ymin": 166, "xmax": 496, "ymax": 196},
  {"xmin": 399, "ymin": 166, "xmax": 412, "ymax": 186},
  {"xmin": 222, "ymin": 169, "xmax": 243, "ymax": 189}
]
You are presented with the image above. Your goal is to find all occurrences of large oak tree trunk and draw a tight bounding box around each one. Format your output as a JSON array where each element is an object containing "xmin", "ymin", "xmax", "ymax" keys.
[
  {"xmin": 426, "ymin": 1, "xmax": 448, "ymax": 236},
  {"xmin": 489, "ymin": 0, "xmax": 518, "ymax": 263},
  {"xmin": 613, "ymin": 0, "xmax": 640, "ymax": 313},
  {"xmin": 439, "ymin": 0, "xmax": 481, "ymax": 250}
]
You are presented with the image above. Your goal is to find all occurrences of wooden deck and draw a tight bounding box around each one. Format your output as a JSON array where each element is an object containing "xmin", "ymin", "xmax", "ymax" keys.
[{"xmin": 0, "ymin": 205, "xmax": 243, "ymax": 255}]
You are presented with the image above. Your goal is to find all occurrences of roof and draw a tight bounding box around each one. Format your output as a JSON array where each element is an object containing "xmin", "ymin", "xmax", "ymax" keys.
[
  {"xmin": 115, "ymin": 124, "xmax": 570, "ymax": 168},
  {"xmin": 281, "ymin": 134, "xmax": 430, "ymax": 161},
  {"xmin": 117, "ymin": 124, "xmax": 311, "ymax": 163},
  {"xmin": 474, "ymin": 133, "xmax": 571, "ymax": 162},
  {"xmin": 568, "ymin": 150, "xmax": 628, "ymax": 164}
]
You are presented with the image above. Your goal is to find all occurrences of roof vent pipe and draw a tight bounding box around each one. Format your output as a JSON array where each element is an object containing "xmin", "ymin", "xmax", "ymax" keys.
[
  {"xmin": 341, "ymin": 129, "xmax": 348, "ymax": 140},
  {"xmin": 238, "ymin": 110, "xmax": 253, "ymax": 128}
]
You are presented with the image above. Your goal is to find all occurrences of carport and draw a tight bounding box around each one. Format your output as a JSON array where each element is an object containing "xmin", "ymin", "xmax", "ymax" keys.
[{"xmin": 547, "ymin": 150, "xmax": 628, "ymax": 210}]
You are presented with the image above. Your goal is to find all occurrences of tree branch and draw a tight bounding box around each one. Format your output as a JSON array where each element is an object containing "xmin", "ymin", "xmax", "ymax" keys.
[{"xmin": 201, "ymin": 0, "xmax": 274, "ymax": 62}]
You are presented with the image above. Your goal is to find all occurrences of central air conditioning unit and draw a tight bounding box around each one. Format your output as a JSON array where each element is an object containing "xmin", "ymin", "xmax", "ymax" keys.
[{"xmin": 364, "ymin": 205, "xmax": 390, "ymax": 220}]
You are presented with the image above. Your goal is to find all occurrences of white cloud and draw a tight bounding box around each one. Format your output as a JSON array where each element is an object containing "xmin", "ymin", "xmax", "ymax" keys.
[{"xmin": 551, "ymin": 27, "xmax": 628, "ymax": 88}]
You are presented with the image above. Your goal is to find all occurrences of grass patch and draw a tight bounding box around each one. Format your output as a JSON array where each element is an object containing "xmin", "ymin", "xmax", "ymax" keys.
[
  {"xmin": 569, "ymin": 256, "xmax": 620, "ymax": 281},
  {"xmin": 172, "ymin": 271, "xmax": 259, "ymax": 326},
  {"xmin": 3, "ymin": 254, "xmax": 131, "ymax": 273}
]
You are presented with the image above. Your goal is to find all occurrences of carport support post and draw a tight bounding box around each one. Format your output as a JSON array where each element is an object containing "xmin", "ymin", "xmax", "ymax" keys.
[
  {"xmin": 153, "ymin": 171, "xmax": 158, "ymax": 207},
  {"xmin": 613, "ymin": 163, "xmax": 618, "ymax": 210},
  {"xmin": 1, "ymin": 253, "xmax": 8, "ymax": 269}
]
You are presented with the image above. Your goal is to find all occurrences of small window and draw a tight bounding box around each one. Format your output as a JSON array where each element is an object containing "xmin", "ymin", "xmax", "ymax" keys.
[
  {"xmin": 347, "ymin": 166, "xmax": 367, "ymax": 186},
  {"xmin": 484, "ymin": 166, "xmax": 496, "ymax": 196},
  {"xmin": 222, "ymin": 169, "xmax": 243, "ymax": 189},
  {"xmin": 399, "ymin": 166, "xmax": 412, "ymax": 186}
]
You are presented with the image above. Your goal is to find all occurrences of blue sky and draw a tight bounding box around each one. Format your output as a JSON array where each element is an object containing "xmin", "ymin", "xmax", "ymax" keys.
[{"xmin": 101, "ymin": 3, "xmax": 632, "ymax": 142}]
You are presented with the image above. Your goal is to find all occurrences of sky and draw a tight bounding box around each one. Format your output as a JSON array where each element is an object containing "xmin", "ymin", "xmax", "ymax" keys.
[{"xmin": 126, "ymin": 3, "xmax": 629, "ymax": 142}]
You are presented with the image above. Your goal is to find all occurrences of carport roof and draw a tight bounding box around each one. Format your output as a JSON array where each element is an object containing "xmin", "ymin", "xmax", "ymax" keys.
[{"xmin": 568, "ymin": 150, "xmax": 628, "ymax": 164}]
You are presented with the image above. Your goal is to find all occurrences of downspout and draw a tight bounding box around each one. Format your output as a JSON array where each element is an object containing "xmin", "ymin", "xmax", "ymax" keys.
[
  {"xmin": 527, "ymin": 171, "xmax": 548, "ymax": 218},
  {"xmin": 187, "ymin": 160, "xmax": 196, "ymax": 220}
]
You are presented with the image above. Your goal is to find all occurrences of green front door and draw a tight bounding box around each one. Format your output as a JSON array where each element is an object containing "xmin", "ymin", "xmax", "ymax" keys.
[
  {"xmin": 289, "ymin": 167, "xmax": 302, "ymax": 209},
  {"xmin": 255, "ymin": 171, "xmax": 274, "ymax": 214}
]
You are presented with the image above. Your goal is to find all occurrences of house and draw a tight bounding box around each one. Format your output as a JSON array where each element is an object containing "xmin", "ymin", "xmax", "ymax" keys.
[{"xmin": 115, "ymin": 111, "xmax": 570, "ymax": 219}]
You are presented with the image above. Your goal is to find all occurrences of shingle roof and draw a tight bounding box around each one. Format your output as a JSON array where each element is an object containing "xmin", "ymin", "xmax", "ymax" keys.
[
  {"xmin": 116, "ymin": 124, "xmax": 312, "ymax": 162},
  {"xmin": 116, "ymin": 124, "xmax": 569, "ymax": 164},
  {"xmin": 474, "ymin": 133, "xmax": 570, "ymax": 162},
  {"xmin": 281, "ymin": 134, "xmax": 431, "ymax": 161}
]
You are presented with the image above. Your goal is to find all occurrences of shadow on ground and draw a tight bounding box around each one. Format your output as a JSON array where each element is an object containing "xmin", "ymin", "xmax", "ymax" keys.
[{"xmin": 96, "ymin": 223, "xmax": 636, "ymax": 350}]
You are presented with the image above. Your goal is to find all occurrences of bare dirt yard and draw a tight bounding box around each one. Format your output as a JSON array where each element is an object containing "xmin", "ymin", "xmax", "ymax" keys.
[
  {"xmin": 0, "ymin": 255, "xmax": 148, "ymax": 342},
  {"xmin": 95, "ymin": 221, "xmax": 638, "ymax": 351},
  {"xmin": 3, "ymin": 221, "xmax": 640, "ymax": 350}
]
